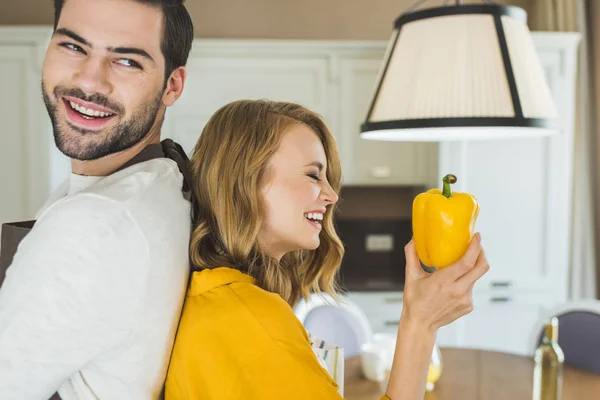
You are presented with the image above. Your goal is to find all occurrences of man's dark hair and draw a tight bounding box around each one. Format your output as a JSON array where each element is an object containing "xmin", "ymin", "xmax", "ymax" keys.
[{"xmin": 53, "ymin": 0, "xmax": 194, "ymax": 83}]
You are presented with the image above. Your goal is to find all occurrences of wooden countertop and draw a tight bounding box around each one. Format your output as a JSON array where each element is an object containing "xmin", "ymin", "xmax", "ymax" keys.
[{"xmin": 344, "ymin": 348, "xmax": 600, "ymax": 400}]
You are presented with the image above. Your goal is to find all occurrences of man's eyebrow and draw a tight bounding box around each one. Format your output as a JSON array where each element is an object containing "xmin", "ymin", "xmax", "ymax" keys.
[{"xmin": 54, "ymin": 28, "xmax": 89, "ymax": 46}]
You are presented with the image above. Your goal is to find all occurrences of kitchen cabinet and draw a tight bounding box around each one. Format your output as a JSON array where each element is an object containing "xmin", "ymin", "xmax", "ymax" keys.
[
  {"xmin": 162, "ymin": 53, "xmax": 331, "ymax": 153},
  {"xmin": 457, "ymin": 292, "xmax": 552, "ymax": 355},
  {"xmin": 344, "ymin": 292, "xmax": 403, "ymax": 334},
  {"xmin": 0, "ymin": 34, "xmax": 50, "ymax": 223},
  {"xmin": 0, "ymin": 45, "xmax": 30, "ymax": 224}
]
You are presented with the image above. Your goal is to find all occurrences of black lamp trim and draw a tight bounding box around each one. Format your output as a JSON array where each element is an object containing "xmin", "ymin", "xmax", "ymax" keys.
[
  {"xmin": 494, "ymin": 13, "xmax": 524, "ymax": 118},
  {"xmin": 361, "ymin": 117, "xmax": 556, "ymax": 132},
  {"xmin": 394, "ymin": 4, "xmax": 527, "ymax": 27}
]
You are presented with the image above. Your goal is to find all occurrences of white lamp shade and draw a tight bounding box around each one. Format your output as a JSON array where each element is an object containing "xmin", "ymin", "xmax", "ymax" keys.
[{"xmin": 361, "ymin": 4, "xmax": 559, "ymax": 142}]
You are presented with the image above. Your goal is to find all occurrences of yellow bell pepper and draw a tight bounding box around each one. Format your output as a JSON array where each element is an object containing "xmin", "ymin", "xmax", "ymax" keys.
[{"xmin": 412, "ymin": 174, "xmax": 479, "ymax": 269}]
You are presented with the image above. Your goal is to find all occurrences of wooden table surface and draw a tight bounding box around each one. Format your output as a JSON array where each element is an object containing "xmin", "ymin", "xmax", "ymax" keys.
[{"xmin": 344, "ymin": 348, "xmax": 600, "ymax": 400}]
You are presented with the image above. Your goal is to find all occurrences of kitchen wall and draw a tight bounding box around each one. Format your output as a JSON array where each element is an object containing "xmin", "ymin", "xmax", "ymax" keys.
[{"xmin": 1, "ymin": 0, "xmax": 533, "ymax": 40}]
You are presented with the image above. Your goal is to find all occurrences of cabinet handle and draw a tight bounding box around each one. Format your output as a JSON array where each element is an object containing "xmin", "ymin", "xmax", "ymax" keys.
[
  {"xmin": 490, "ymin": 281, "xmax": 513, "ymax": 288},
  {"xmin": 370, "ymin": 166, "xmax": 391, "ymax": 178},
  {"xmin": 384, "ymin": 320, "xmax": 400, "ymax": 327},
  {"xmin": 490, "ymin": 297, "xmax": 512, "ymax": 303},
  {"xmin": 384, "ymin": 297, "xmax": 403, "ymax": 303}
]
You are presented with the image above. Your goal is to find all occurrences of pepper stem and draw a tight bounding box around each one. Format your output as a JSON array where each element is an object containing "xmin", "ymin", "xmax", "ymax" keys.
[{"xmin": 442, "ymin": 174, "xmax": 457, "ymax": 198}]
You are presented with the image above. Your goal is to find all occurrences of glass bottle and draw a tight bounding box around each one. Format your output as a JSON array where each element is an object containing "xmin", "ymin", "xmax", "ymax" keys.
[
  {"xmin": 426, "ymin": 342, "xmax": 443, "ymax": 391},
  {"xmin": 533, "ymin": 317, "xmax": 564, "ymax": 400}
]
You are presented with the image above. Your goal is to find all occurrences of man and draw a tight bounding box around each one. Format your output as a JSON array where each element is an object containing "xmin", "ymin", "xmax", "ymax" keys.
[{"xmin": 0, "ymin": 0, "xmax": 194, "ymax": 398}]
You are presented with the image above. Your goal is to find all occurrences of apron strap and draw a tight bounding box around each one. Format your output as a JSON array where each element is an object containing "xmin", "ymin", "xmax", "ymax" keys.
[
  {"xmin": 160, "ymin": 139, "xmax": 193, "ymax": 200},
  {"xmin": 0, "ymin": 221, "xmax": 35, "ymax": 282},
  {"xmin": 116, "ymin": 142, "xmax": 166, "ymax": 172}
]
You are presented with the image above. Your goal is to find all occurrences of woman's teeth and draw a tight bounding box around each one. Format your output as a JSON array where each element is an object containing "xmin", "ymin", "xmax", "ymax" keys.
[
  {"xmin": 304, "ymin": 212, "xmax": 324, "ymax": 221},
  {"xmin": 69, "ymin": 101, "xmax": 115, "ymax": 119}
]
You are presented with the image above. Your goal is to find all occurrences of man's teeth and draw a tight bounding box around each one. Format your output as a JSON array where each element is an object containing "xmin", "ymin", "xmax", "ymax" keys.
[
  {"xmin": 69, "ymin": 101, "xmax": 114, "ymax": 118},
  {"xmin": 304, "ymin": 213, "xmax": 324, "ymax": 221}
]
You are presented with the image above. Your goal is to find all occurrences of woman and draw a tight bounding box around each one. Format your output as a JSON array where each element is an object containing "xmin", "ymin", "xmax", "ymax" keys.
[{"xmin": 165, "ymin": 100, "xmax": 489, "ymax": 400}]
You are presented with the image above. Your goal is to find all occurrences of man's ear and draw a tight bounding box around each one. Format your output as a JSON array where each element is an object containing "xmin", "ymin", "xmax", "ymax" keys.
[{"xmin": 162, "ymin": 66, "xmax": 186, "ymax": 107}]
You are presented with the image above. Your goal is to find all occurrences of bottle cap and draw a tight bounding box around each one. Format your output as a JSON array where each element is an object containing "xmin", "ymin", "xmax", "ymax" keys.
[{"xmin": 544, "ymin": 317, "xmax": 559, "ymax": 341}]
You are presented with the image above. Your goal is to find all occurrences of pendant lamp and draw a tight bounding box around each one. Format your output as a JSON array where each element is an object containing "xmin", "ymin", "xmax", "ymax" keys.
[{"xmin": 360, "ymin": 1, "xmax": 558, "ymax": 142}]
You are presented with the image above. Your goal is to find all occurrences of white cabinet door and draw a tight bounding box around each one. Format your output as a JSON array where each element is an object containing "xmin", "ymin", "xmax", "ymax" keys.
[
  {"xmin": 0, "ymin": 45, "xmax": 49, "ymax": 223},
  {"xmin": 440, "ymin": 136, "xmax": 554, "ymax": 293},
  {"xmin": 162, "ymin": 56, "xmax": 331, "ymax": 155},
  {"xmin": 344, "ymin": 292, "xmax": 403, "ymax": 334},
  {"xmin": 456, "ymin": 292, "xmax": 552, "ymax": 356},
  {"xmin": 437, "ymin": 41, "xmax": 574, "ymax": 299},
  {"xmin": 338, "ymin": 58, "xmax": 437, "ymax": 186}
]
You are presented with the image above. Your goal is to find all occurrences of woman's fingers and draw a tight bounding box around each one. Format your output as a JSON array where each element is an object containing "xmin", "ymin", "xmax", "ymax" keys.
[
  {"xmin": 428, "ymin": 245, "xmax": 488, "ymax": 329},
  {"xmin": 455, "ymin": 249, "xmax": 490, "ymax": 291},
  {"xmin": 401, "ymin": 235, "xmax": 488, "ymax": 332},
  {"xmin": 404, "ymin": 239, "xmax": 427, "ymax": 281},
  {"xmin": 438, "ymin": 233, "xmax": 482, "ymax": 281},
  {"xmin": 436, "ymin": 303, "xmax": 475, "ymax": 329}
]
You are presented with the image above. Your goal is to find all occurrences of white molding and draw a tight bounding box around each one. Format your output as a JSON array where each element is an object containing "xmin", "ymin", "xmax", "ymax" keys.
[
  {"xmin": 0, "ymin": 26, "xmax": 52, "ymax": 43},
  {"xmin": 0, "ymin": 26, "xmax": 52, "ymax": 72},
  {"xmin": 530, "ymin": 31, "xmax": 582, "ymax": 49},
  {"xmin": 189, "ymin": 39, "xmax": 387, "ymax": 58},
  {"xmin": 0, "ymin": 39, "xmax": 51, "ymax": 219},
  {"xmin": 0, "ymin": 25, "xmax": 389, "ymax": 57},
  {"xmin": 0, "ymin": 27, "xmax": 54, "ymax": 217},
  {"xmin": 0, "ymin": 26, "xmax": 579, "ymax": 49},
  {"xmin": 0, "ymin": 26, "xmax": 577, "ymax": 44},
  {"xmin": 0, "ymin": 26, "xmax": 578, "ymax": 60}
]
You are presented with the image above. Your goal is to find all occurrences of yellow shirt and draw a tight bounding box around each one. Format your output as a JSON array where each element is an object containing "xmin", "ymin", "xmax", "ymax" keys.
[{"xmin": 165, "ymin": 267, "xmax": 390, "ymax": 400}]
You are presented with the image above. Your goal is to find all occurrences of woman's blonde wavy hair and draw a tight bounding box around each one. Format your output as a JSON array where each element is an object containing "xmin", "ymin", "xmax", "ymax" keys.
[{"xmin": 189, "ymin": 100, "xmax": 345, "ymax": 306}]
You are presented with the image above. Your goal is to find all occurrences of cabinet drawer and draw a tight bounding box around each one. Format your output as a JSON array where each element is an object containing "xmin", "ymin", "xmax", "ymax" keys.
[
  {"xmin": 458, "ymin": 291, "xmax": 558, "ymax": 356},
  {"xmin": 343, "ymin": 292, "xmax": 403, "ymax": 317},
  {"xmin": 365, "ymin": 314, "xmax": 461, "ymax": 349},
  {"xmin": 368, "ymin": 314, "xmax": 401, "ymax": 334},
  {"xmin": 342, "ymin": 292, "xmax": 403, "ymax": 337}
]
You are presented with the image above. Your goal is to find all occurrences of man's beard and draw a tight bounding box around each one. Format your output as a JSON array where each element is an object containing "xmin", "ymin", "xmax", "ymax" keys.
[{"xmin": 42, "ymin": 82, "xmax": 164, "ymax": 161}]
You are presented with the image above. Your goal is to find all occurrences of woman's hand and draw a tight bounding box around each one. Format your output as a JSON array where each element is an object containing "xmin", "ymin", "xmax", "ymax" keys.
[
  {"xmin": 401, "ymin": 233, "xmax": 490, "ymax": 334},
  {"xmin": 384, "ymin": 234, "xmax": 489, "ymax": 400}
]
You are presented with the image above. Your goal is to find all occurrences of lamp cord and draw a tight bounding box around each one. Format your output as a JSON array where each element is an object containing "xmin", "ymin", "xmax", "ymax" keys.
[
  {"xmin": 406, "ymin": 0, "xmax": 430, "ymax": 13},
  {"xmin": 457, "ymin": 0, "xmax": 499, "ymax": 4},
  {"xmin": 407, "ymin": 0, "xmax": 497, "ymax": 13}
]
